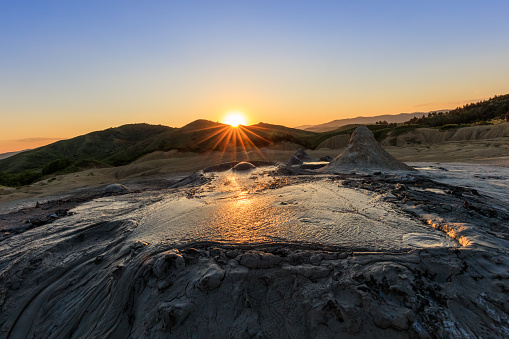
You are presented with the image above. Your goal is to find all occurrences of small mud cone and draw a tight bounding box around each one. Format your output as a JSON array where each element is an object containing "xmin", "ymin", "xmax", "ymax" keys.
[{"xmin": 321, "ymin": 126, "xmax": 416, "ymax": 173}]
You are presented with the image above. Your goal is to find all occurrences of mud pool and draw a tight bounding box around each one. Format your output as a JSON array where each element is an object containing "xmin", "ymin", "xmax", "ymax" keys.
[{"xmin": 129, "ymin": 170, "xmax": 455, "ymax": 251}]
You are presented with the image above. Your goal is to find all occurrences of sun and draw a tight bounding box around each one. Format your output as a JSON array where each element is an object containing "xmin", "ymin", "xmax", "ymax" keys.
[{"xmin": 223, "ymin": 112, "xmax": 247, "ymax": 127}]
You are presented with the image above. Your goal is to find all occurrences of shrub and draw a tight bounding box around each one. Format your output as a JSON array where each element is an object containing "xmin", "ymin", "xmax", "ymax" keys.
[
  {"xmin": 0, "ymin": 170, "xmax": 42, "ymax": 187},
  {"xmin": 372, "ymin": 128, "xmax": 392, "ymax": 141},
  {"xmin": 439, "ymin": 124, "xmax": 460, "ymax": 130},
  {"xmin": 42, "ymin": 158, "xmax": 75, "ymax": 175},
  {"xmin": 489, "ymin": 118, "xmax": 507, "ymax": 125},
  {"xmin": 472, "ymin": 121, "xmax": 492, "ymax": 126},
  {"xmin": 389, "ymin": 125, "xmax": 417, "ymax": 137}
]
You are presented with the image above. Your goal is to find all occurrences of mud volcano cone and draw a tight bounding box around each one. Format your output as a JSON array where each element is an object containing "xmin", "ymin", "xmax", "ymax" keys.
[{"xmin": 321, "ymin": 126, "xmax": 416, "ymax": 172}]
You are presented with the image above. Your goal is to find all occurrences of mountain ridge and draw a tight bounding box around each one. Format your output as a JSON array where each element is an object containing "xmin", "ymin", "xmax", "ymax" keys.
[
  {"xmin": 296, "ymin": 111, "xmax": 449, "ymax": 132},
  {"xmin": 0, "ymin": 121, "xmax": 318, "ymax": 174}
]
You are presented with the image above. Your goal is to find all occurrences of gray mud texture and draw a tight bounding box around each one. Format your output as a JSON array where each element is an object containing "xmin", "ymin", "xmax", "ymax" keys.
[
  {"xmin": 1, "ymin": 165, "xmax": 508, "ymax": 338},
  {"xmin": 322, "ymin": 126, "xmax": 416, "ymax": 173}
]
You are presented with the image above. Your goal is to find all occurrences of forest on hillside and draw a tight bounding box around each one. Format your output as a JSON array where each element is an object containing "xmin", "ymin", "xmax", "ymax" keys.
[{"xmin": 405, "ymin": 94, "xmax": 509, "ymax": 127}]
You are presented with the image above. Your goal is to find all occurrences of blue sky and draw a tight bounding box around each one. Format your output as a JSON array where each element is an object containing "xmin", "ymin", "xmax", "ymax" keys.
[{"xmin": 1, "ymin": 1, "xmax": 508, "ymax": 151}]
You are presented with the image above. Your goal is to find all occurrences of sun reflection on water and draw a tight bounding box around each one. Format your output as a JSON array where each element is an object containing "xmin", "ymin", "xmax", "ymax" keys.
[
  {"xmin": 208, "ymin": 171, "xmax": 287, "ymax": 243},
  {"xmin": 136, "ymin": 171, "xmax": 455, "ymax": 251}
]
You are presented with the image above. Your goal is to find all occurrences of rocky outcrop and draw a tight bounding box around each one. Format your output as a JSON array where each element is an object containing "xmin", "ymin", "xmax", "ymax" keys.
[
  {"xmin": 286, "ymin": 155, "xmax": 303, "ymax": 166},
  {"xmin": 286, "ymin": 149, "xmax": 319, "ymax": 166},
  {"xmin": 293, "ymin": 149, "xmax": 317, "ymax": 162},
  {"xmin": 102, "ymin": 183, "xmax": 129, "ymax": 194}
]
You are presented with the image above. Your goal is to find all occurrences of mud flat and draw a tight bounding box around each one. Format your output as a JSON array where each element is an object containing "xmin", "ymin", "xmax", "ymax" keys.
[{"xmin": 1, "ymin": 165, "xmax": 508, "ymax": 338}]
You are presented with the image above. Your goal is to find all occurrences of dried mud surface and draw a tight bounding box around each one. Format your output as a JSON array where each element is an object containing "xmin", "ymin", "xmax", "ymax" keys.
[{"xmin": 1, "ymin": 165, "xmax": 508, "ymax": 338}]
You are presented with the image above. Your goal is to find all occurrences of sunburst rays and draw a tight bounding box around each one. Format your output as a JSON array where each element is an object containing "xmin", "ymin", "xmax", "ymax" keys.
[{"xmin": 183, "ymin": 123, "xmax": 270, "ymax": 163}]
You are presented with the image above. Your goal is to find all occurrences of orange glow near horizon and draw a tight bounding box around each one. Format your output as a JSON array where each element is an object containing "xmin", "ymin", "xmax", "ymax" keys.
[
  {"xmin": 223, "ymin": 112, "xmax": 247, "ymax": 127},
  {"xmin": 184, "ymin": 119, "xmax": 276, "ymax": 164}
]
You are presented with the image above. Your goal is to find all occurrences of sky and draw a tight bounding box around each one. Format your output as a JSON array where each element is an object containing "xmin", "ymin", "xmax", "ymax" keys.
[{"xmin": 1, "ymin": 0, "xmax": 509, "ymax": 153}]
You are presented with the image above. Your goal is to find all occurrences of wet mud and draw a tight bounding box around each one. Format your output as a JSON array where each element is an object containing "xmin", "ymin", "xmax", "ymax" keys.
[{"xmin": 0, "ymin": 165, "xmax": 508, "ymax": 338}]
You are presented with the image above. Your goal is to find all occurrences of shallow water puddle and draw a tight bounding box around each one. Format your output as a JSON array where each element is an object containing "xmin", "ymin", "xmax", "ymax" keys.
[
  {"xmin": 134, "ymin": 172, "xmax": 455, "ymax": 251},
  {"xmin": 412, "ymin": 162, "xmax": 509, "ymax": 203}
]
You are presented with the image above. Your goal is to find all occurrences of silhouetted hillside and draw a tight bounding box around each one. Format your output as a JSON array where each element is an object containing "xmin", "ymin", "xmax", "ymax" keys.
[
  {"xmin": 0, "ymin": 124, "xmax": 173, "ymax": 174},
  {"xmin": 298, "ymin": 112, "xmax": 432, "ymax": 132},
  {"xmin": 0, "ymin": 121, "xmax": 321, "ymax": 185}
]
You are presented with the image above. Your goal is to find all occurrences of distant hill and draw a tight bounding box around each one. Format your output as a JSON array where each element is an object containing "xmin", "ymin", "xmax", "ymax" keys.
[
  {"xmin": 0, "ymin": 120, "xmax": 319, "ymax": 175},
  {"xmin": 0, "ymin": 150, "xmax": 29, "ymax": 160},
  {"xmin": 315, "ymin": 122, "xmax": 509, "ymax": 149},
  {"xmin": 314, "ymin": 95, "xmax": 509, "ymax": 149},
  {"xmin": 296, "ymin": 112, "xmax": 447, "ymax": 132},
  {"xmin": 0, "ymin": 124, "xmax": 173, "ymax": 174}
]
